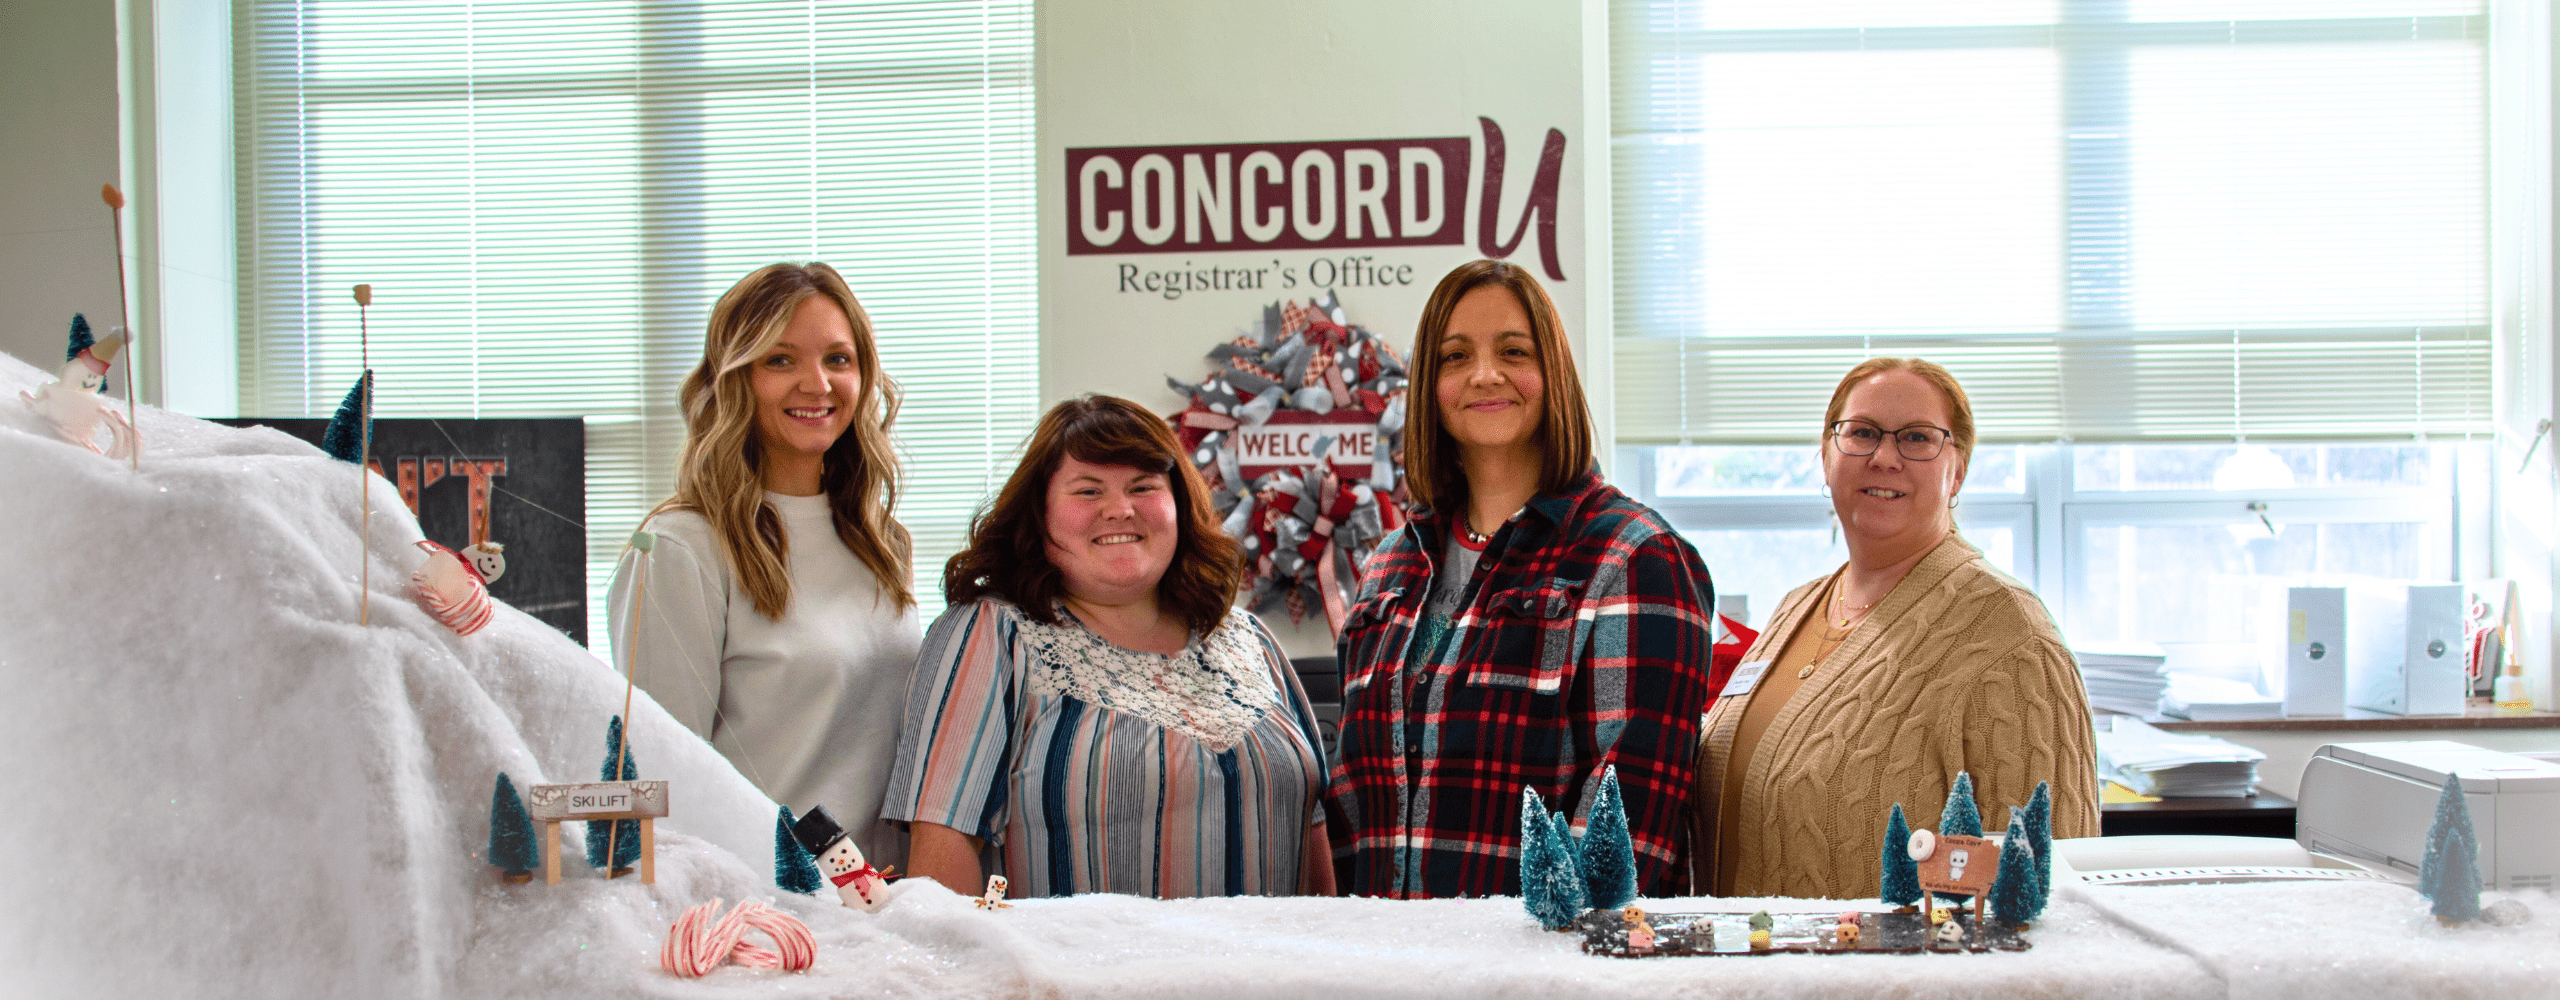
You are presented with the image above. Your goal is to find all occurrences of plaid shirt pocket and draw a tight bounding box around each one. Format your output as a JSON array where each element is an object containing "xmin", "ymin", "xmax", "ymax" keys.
[
  {"xmin": 1463, "ymin": 577, "xmax": 1586, "ymax": 695},
  {"xmin": 1338, "ymin": 585, "xmax": 1413, "ymax": 700}
]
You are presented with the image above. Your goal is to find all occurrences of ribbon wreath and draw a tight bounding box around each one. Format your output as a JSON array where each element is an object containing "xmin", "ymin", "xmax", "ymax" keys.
[{"xmin": 1167, "ymin": 291, "xmax": 1410, "ymax": 636}]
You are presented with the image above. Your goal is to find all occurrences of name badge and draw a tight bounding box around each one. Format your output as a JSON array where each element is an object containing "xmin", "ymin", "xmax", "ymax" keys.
[{"xmin": 1720, "ymin": 659, "xmax": 1772, "ymax": 700}]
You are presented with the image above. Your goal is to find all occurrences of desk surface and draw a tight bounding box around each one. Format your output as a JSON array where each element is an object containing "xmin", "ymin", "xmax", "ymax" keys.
[
  {"xmin": 748, "ymin": 878, "xmax": 2554, "ymax": 999},
  {"xmin": 2147, "ymin": 697, "xmax": 2560, "ymax": 732}
]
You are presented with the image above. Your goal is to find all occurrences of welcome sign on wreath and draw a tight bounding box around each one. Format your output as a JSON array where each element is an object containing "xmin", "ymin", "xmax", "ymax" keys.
[{"xmin": 1167, "ymin": 292, "xmax": 1407, "ymax": 633}]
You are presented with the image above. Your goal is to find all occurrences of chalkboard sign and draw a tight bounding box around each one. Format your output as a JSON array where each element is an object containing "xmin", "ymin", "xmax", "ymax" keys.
[{"xmin": 213, "ymin": 417, "xmax": 587, "ymax": 643}]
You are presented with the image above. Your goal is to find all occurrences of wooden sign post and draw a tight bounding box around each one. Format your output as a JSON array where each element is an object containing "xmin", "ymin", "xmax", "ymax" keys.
[
  {"xmin": 1915, "ymin": 833, "xmax": 1998, "ymax": 925},
  {"xmin": 527, "ymin": 779, "xmax": 669, "ymax": 885}
]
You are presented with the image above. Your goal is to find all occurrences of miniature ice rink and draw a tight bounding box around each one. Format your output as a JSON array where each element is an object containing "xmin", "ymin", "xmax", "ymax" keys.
[{"xmin": 3, "ymin": 351, "xmax": 2555, "ymax": 999}]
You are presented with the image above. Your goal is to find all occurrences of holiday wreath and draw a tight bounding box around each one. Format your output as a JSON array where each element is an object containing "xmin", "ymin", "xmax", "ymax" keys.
[{"xmin": 1165, "ymin": 291, "xmax": 1409, "ymax": 633}]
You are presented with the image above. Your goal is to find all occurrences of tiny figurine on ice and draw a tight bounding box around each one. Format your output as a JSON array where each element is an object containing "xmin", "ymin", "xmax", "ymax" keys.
[
  {"xmin": 1932, "ymin": 916, "xmax": 1966, "ymax": 949},
  {"xmin": 1833, "ymin": 912, "xmax": 1861, "ymax": 947},
  {"xmin": 1621, "ymin": 906, "xmax": 1656, "ymax": 954},
  {"xmin": 977, "ymin": 875, "xmax": 1012, "ymax": 910},
  {"xmin": 1747, "ymin": 910, "xmax": 1773, "ymax": 951},
  {"xmin": 791, "ymin": 805, "xmax": 891, "ymax": 911},
  {"xmin": 21, "ymin": 315, "xmax": 139, "ymax": 461},
  {"xmin": 412, "ymin": 540, "xmax": 496, "ymax": 636}
]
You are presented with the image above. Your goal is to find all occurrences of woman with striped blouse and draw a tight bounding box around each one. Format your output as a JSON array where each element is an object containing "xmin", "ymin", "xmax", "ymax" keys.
[{"xmin": 882, "ymin": 395, "xmax": 1334, "ymax": 899}]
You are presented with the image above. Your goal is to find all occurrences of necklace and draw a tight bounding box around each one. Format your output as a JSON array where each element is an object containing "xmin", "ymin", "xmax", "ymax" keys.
[
  {"xmin": 1801, "ymin": 580, "xmax": 1870, "ymax": 679},
  {"xmin": 1824, "ymin": 575, "xmax": 1879, "ymax": 630}
]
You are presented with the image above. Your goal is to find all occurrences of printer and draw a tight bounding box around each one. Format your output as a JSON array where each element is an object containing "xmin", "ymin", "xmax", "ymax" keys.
[{"xmin": 2297, "ymin": 741, "xmax": 2560, "ymax": 891}]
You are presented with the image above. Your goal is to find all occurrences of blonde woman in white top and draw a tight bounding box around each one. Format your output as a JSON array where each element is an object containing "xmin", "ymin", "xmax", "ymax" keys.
[{"xmin": 609, "ymin": 262, "xmax": 923, "ymax": 872}]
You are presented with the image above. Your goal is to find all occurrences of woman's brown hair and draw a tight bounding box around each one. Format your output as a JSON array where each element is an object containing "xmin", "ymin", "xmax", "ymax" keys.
[
  {"xmin": 1821, "ymin": 357, "xmax": 1977, "ymax": 465},
  {"xmin": 1401, "ymin": 260, "xmax": 1595, "ymax": 515},
  {"xmin": 943, "ymin": 395, "xmax": 1244, "ymax": 637},
  {"xmin": 655, "ymin": 262, "xmax": 913, "ymax": 619}
]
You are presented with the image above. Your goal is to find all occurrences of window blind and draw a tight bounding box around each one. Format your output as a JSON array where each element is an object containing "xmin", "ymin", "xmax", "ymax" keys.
[
  {"xmin": 235, "ymin": 0, "xmax": 1036, "ymax": 651},
  {"xmin": 1611, "ymin": 0, "xmax": 2489, "ymax": 444}
]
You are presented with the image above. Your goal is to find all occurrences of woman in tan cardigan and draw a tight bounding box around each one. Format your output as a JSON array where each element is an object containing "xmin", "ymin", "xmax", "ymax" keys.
[{"xmin": 1693, "ymin": 358, "xmax": 2099, "ymax": 899}]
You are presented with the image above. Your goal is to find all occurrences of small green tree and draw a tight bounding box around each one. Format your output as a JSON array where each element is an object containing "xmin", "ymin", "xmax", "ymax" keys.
[
  {"xmin": 2021, "ymin": 780, "xmax": 2055, "ymax": 901},
  {"xmin": 585, "ymin": 716, "xmax": 641, "ymax": 871},
  {"xmin": 1880, "ymin": 802, "xmax": 1923, "ymax": 907},
  {"xmin": 776, "ymin": 805, "xmax": 823, "ymax": 894},
  {"xmin": 1579, "ymin": 766, "xmax": 1638, "ymax": 909},
  {"xmin": 486, "ymin": 773, "xmax": 538, "ymax": 879},
  {"xmin": 1520, "ymin": 788, "xmax": 1584, "ymax": 929},
  {"xmin": 1936, "ymin": 772, "xmax": 1983, "ymax": 907},
  {"xmin": 1990, "ymin": 811, "xmax": 2040, "ymax": 928},
  {"xmin": 320, "ymin": 372, "xmax": 373, "ymax": 463},
  {"xmin": 2419, "ymin": 774, "xmax": 2482, "ymax": 923}
]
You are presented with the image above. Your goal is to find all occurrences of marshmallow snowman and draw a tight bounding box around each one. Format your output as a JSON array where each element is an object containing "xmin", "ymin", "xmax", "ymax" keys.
[
  {"xmin": 789, "ymin": 805, "xmax": 890, "ymax": 912},
  {"xmin": 411, "ymin": 540, "xmax": 495, "ymax": 635},
  {"xmin": 977, "ymin": 875, "xmax": 1011, "ymax": 910},
  {"xmin": 460, "ymin": 541, "xmax": 507, "ymax": 584},
  {"xmin": 21, "ymin": 319, "xmax": 137, "ymax": 461}
]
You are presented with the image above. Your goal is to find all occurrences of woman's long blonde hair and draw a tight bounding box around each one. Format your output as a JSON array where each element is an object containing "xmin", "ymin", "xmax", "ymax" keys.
[{"xmin": 656, "ymin": 262, "xmax": 913, "ymax": 618}]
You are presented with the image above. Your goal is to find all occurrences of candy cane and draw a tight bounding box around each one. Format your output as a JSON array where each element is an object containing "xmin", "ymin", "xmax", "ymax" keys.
[{"xmin": 661, "ymin": 899, "xmax": 815, "ymax": 977}]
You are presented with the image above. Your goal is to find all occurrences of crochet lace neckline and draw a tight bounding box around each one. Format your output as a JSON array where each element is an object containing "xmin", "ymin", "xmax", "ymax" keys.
[{"xmin": 1012, "ymin": 606, "xmax": 1278, "ymax": 752}]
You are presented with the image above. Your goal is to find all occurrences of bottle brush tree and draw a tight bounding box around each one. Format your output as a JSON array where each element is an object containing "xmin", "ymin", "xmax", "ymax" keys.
[
  {"xmin": 776, "ymin": 805, "xmax": 824, "ymax": 894},
  {"xmin": 1579, "ymin": 765, "xmax": 1639, "ymax": 910},
  {"xmin": 2021, "ymin": 780, "xmax": 2055, "ymax": 901},
  {"xmin": 486, "ymin": 772, "xmax": 538, "ymax": 880},
  {"xmin": 1990, "ymin": 811, "xmax": 2041, "ymax": 928},
  {"xmin": 1519, "ymin": 788, "xmax": 1587, "ymax": 930},
  {"xmin": 2418, "ymin": 773, "xmax": 2482, "ymax": 924},
  {"xmin": 1935, "ymin": 771, "xmax": 1984, "ymax": 907},
  {"xmin": 585, "ymin": 715, "xmax": 642, "ymax": 871},
  {"xmin": 1880, "ymin": 802, "xmax": 1923, "ymax": 908}
]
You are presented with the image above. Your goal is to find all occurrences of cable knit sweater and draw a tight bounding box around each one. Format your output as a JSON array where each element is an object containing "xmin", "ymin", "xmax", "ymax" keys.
[{"xmin": 1692, "ymin": 534, "xmax": 2100, "ymax": 899}]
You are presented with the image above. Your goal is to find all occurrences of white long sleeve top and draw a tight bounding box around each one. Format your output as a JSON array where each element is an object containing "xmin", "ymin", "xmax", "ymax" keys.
[{"xmin": 606, "ymin": 492, "xmax": 922, "ymax": 871}]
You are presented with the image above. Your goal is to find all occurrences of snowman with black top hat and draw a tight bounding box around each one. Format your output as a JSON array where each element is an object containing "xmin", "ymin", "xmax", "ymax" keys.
[{"xmin": 790, "ymin": 805, "xmax": 892, "ymax": 911}]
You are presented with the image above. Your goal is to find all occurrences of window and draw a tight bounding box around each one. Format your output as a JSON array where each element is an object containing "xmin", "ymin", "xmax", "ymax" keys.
[
  {"xmin": 1611, "ymin": 0, "xmax": 2492, "ymax": 663},
  {"xmin": 1611, "ymin": 0, "xmax": 2489, "ymax": 444},
  {"xmin": 235, "ymin": 1, "xmax": 1036, "ymax": 652}
]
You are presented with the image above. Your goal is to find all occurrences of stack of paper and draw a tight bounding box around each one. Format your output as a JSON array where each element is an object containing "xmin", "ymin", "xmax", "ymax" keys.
[
  {"xmin": 2160, "ymin": 674, "xmax": 2282, "ymax": 722},
  {"xmin": 2074, "ymin": 642, "xmax": 2170, "ymax": 717},
  {"xmin": 2094, "ymin": 717, "xmax": 2265, "ymax": 798}
]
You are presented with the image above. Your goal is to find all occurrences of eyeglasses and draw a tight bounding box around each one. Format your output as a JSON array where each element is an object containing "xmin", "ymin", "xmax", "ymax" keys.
[{"xmin": 1828, "ymin": 419, "xmax": 1953, "ymax": 461}]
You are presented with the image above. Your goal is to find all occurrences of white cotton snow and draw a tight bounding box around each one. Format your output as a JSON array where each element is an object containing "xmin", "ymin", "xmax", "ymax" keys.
[{"xmin": 5, "ymin": 348, "xmax": 2556, "ymax": 1000}]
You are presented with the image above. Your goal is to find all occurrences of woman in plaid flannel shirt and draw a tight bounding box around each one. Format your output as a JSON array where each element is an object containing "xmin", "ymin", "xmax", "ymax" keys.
[{"xmin": 1323, "ymin": 261, "xmax": 1717, "ymax": 899}]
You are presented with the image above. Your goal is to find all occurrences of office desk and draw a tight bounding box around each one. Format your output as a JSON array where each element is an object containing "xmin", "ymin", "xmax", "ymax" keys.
[{"xmin": 2102, "ymin": 790, "xmax": 2296, "ymax": 838}]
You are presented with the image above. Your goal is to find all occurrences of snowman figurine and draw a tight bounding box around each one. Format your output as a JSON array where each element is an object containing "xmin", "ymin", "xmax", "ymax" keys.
[
  {"xmin": 411, "ymin": 540, "xmax": 495, "ymax": 635},
  {"xmin": 790, "ymin": 805, "xmax": 891, "ymax": 912},
  {"xmin": 20, "ymin": 315, "xmax": 138, "ymax": 460},
  {"xmin": 976, "ymin": 875, "xmax": 1012, "ymax": 910},
  {"xmin": 460, "ymin": 541, "xmax": 507, "ymax": 584}
]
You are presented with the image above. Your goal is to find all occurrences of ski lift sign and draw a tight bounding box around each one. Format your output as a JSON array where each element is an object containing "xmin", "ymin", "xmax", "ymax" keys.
[
  {"xmin": 1230, "ymin": 409, "xmax": 1381, "ymax": 481},
  {"xmin": 526, "ymin": 779, "xmax": 669, "ymax": 884}
]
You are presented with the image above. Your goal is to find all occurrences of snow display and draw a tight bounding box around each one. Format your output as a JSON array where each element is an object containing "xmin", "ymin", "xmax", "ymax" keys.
[{"xmin": 3, "ymin": 350, "xmax": 2555, "ymax": 999}]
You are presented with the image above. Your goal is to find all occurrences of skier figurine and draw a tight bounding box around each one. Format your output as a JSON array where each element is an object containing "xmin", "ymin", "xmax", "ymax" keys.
[
  {"xmin": 411, "ymin": 540, "xmax": 496, "ymax": 635},
  {"xmin": 790, "ymin": 805, "xmax": 891, "ymax": 912},
  {"xmin": 21, "ymin": 315, "xmax": 138, "ymax": 460}
]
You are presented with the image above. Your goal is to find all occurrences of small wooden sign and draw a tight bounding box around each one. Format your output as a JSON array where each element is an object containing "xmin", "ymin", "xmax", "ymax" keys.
[
  {"xmin": 527, "ymin": 780, "xmax": 668, "ymax": 821},
  {"xmin": 525, "ymin": 780, "xmax": 668, "ymax": 885},
  {"xmin": 1916, "ymin": 834, "xmax": 1997, "ymax": 897}
]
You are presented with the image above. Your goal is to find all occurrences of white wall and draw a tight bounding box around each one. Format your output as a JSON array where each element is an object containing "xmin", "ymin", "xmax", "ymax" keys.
[
  {"xmin": 0, "ymin": 0, "xmax": 123, "ymax": 379},
  {"xmin": 1035, "ymin": 0, "xmax": 1612, "ymax": 656}
]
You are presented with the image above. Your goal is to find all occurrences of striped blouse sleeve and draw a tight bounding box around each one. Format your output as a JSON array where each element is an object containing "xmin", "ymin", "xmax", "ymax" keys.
[{"xmin": 879, "ymin": 599, "xmax": 1019, "ymax": 844}]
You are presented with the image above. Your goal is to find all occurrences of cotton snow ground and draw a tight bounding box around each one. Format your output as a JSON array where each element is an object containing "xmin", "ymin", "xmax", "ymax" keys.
[{"xmin": 3, "ymin": 349, "xmax": 2555, "ymax": 1000}]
